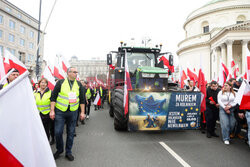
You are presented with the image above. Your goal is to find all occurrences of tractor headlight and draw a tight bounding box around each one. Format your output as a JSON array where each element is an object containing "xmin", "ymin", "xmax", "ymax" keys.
[
  {"xmin": 162, "ymin": 87, "xmax": 166, "ymax": 91},
  {"xmin": 159, "ymin": 74, "xmax": 168, "ymax": 78},
  {"xmin": 144, "ymin": 86, "xmax": 151, "ymax": 91},
  {"xmin": 142, "ymin": 73, "xmax": 155, "ymax": 78}
]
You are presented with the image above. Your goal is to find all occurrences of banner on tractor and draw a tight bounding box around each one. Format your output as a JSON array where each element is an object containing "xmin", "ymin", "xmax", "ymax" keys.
[{"xmin": 128, "ymin": 91, "xmax": 201, "ymax": 131}]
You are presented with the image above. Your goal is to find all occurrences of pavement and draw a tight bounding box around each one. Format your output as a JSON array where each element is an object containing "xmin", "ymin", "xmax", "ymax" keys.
[{"xmin": 52, "ymin": 103, "xmax": 250, "ymax": 167}]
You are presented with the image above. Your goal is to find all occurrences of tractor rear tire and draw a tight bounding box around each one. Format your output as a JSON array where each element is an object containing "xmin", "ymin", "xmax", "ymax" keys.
[{"xmin": 113, "ymin": 89, "xmax": 128, "ymax": 131}]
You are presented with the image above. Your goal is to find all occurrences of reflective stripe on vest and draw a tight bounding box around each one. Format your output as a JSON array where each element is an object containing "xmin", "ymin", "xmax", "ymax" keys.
[
  {"xmin": 100, "ymin": 87, "xmax": 103, "ymax": 96},
  {"xmin": 86, "ymin": 88, "xmax": 91, "ymax": 99},
  {"xmin": 34, "ymin": 90, "xmax": 51, "ymax": 115},
  {"xmin": 3, "ymin": 83, "xmax": 8, "ymax": 88},
  {"xmin": 55, "ymin": 79, "xmax": 80, "ymax": 112}
]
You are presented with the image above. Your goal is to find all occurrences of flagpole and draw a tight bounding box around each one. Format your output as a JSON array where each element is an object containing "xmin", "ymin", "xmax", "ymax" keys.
[
  {"xmin": 0, "ymin": 68, "xmax": 14, "ymax": 85},
  {"xmin": 36, "ymin": 0, "xmax": 42, "ymax": 79}
]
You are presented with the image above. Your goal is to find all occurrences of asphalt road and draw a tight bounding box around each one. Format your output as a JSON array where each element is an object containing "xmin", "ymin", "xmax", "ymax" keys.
[{"xmin": 52, "ymin": 103, "xmax": 250, "ymax": 167}]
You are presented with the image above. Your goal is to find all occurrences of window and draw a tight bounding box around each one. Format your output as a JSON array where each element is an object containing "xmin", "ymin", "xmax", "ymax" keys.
[
  {"xmin": 9, "ymin": 34, "xmax": 14, "ymax": 42},
  {"xmin": 201, "ymin": 21, "xmax": 209, "ymax": 33},
  {"xmin": 20, "ymin": 39, "xmax": 25, "ymax": 46},
  {"xmin": 30, "ymin": 31, "xmax": 34, "ymax": 38},
  {"xmin": 26, "ymin": 54, "xmax": 33, "ymax": 63},
  {"xmin": 203, "ymin": 26, "xmax": 209, "ymax": 33},
  {"xmin": 7, "ymin": 48, "xmax": 15, "ymax": 56},
  {"xmin": 236, "ymin": 15, "xmax": 246, "ymax": 24},
  {"xmin": 9, "ymin": 20, "xmax": 15, "ymax": 29},
  {"xmin": 20, "ymin": 26, "xmax": 25, "ymax": 34},
  {"xmin": 29, "ymin": 42, "xmax": 34, "ymax": 49},
  {"xmin": 0, "ymin": 30, "xmax": 2, "ymax": 38},
  {"xmin": 5, "ymin": 7, "xmax": 11, "ymax": 12},
  {"xmin": 0, "ymin": 15, "xmax": 3, "ymax": 24},
  {"xmin": 17, "ymin": 13, "xmax": 22, "ymax": 19}
]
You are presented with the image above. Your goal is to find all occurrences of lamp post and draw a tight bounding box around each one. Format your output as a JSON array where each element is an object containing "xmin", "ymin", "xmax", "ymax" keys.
[{"xmin": 36, "ymin": 0, "xmax": 42, "ymax": 78}]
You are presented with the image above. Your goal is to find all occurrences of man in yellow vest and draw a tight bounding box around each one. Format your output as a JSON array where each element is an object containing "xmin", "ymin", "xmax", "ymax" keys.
[
  {"xmin": 85, "ymin": 81, "xmax": 92, "ymax": 118},
  {"xmin": 50, "ymin": 67, "xmax": 86, "ymax": 161},
  {"xmin": 0, "ymin": 68, "xmax": 19, "ymax": 90}
]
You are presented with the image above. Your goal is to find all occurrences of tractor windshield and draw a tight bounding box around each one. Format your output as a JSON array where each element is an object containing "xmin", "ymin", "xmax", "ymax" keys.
[{"xmin": 126, "ymin": 52, "xmax": 155, "ymax": 72}]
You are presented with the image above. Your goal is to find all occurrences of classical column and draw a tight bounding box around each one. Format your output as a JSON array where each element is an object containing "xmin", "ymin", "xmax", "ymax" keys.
[
  {"xmin": 241, "ymin": 40, "xmax": 249, "ymax": 74},
  {"xmin": 214, "ymin": 47, "xmax": 220, "ymax": 78},
  {"xmin": 226, "ymin": 40, "xmax": 234, "ymax": 68},
  {"xmin": 220, "ymin": 43, "xmax": 226, "ymax": 64}
]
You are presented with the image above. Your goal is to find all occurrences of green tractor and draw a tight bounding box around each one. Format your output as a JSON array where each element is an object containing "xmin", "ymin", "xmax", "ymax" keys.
[{"xmin": 107, "ymin": 43, "xmax": 179, "ymax": 131}]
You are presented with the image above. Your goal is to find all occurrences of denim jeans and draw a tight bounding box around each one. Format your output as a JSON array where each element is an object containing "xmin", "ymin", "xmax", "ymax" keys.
[
  {"xmin": 246, "ymin": 112, "xmax": 250, "ymax": 146},
  {"xmin": 219, "ymin": 107, "xmax": 236, "ymax": 141},
  {"xmin": 55, "ymin": 108, "xmax": 78, "ymax": 154}
]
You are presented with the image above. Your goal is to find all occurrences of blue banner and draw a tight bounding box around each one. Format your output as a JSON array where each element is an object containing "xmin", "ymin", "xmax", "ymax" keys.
[{"xmin": 128, "ymin": 91, "xmax": 201, "ymax": 131}]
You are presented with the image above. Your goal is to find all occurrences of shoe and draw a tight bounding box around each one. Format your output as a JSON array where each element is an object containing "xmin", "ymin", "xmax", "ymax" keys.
[
  {"xmin": 74, "ymin": 133, "xmax": 77, "ymax": 137},
  {"xmin": 86, "ymin": 115, "xmax": 89, "ymax": 119},
  {"xmin": 211, "ymin": 133, "xmax": 219, "ymax": 137},
  {"xmin": 224, "ymin": 140, "xmax": 230, "ymax": 145},
  {"xmin": 76, "ymin": 123, "xmax": 79, "ymax": 127},
  {"xmin": 201, "ymin": 129, "xmax": 206, "ymax": 134},
  {"xmin": 230, "ymin": 133, "xmax": 235, "ymax": 139},
  {"xmin": 206, "ymin": 133, "xmax": 212, "ymax": 138},
  {"xmin": 54, "ymin": 151, "xmax": 63, "ymax": 159},
  {"xmin": 81, "ymin": 120, "xmax": 85, "ymax": 125},
  {"xmin": 237, "ymin": 134, "xmax": 244, "ymax": 140},
  {"xmin": 65, "ymin": 154, "xmax": 74, "ymax": 161},
  {"xmin": 50, "ymin": 139, "xmax": 55, "ymax": 145}
]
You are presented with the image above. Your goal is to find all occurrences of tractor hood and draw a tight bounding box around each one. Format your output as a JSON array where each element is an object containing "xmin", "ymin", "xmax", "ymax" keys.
[{"xmin": 137, "ymin": 66, "xmax": 168, "ymax": 74}]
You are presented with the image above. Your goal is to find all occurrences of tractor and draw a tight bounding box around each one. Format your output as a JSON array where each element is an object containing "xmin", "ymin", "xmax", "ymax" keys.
[{"xmin": 107, "ymin": 42, "xmax": 180, "ymax": 131}]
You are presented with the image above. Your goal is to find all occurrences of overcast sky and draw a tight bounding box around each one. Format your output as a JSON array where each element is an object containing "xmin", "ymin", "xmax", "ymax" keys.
[{"xmin": 8, "ymin": 0, "xmax": 207, "ymax": 64}]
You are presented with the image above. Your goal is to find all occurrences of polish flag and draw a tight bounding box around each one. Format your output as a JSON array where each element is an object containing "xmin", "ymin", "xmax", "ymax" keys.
[
  {"xmin": 233, "ymin": 65, "xmax": 239, "ymax": 79},
  {"xmin": 53, "ymin": 62, "xmax": 65, "ymax": 79},
  {"xmin": 4, "ymin": 49, "xmax": 27, "ymax": 74},
  {"xmin": 41, "ymin": 66, "xmax": 56, "ymax": 90},
  {"xmin": 180, "ymin": 69, "xmax": 188, "ymax": 89},
  {"xmin": 235, "ymin": 80, "xmax": 250, "ymax": 110},
  {"xmin": 246, "ymin": 48, "xmax": 250, "ymax": 82},
  {"xmin": 187, "ymin": 67, "xmax": 198, "ymax": 82},
  {"xmin": 93, "ymin": 92, "xmax": 101, "ymax": 106},
  {"xmin": 0, "ymin": 71, "xmax": 56, "ymax": 167},
  {"xmin": 218, "ymin": 61, "xmax": 228, "ymax": 86},
  {"xmin": 60, "ymin": 55, "xmax": 70, "ymax": 73},
  {"xmin": 159, "ymin": 55, "xmax": 174, "ymax": 72},
  {"xmin": 124, "ymin": 51, "xmax": 132, "ymax": 115},
  {"xmin": 198, "ymin": 67, "xmax": 206, "ymax": 123},
  {"xmin": 231, "ymin": 59, "xmax": 236, "ymax": 69}
]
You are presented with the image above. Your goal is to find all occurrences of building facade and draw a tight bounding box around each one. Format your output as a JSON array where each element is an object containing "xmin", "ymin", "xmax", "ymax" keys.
[
  {"xmin": 69, "ymin": 56, "xmax": 109, "ymax": 82},
  {"xmin": 177, "ymin": 0, "xmax": 250, "ymax": 81},
  {"xmin": 0, "ymin": 0, "xmax": 44, "ymax": 76}
]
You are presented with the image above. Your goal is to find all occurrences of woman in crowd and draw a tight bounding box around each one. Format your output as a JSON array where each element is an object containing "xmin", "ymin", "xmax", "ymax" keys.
[
  {"xmin": 34, "ymin": 78, "xmax": 52, "ymax": 140},
  {"xmin": 217, "ymin": 81, "xmax": 237, "ymax": 145}
]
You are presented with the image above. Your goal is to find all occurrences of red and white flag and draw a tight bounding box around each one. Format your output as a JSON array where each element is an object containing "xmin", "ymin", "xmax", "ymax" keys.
[
  {"xmin": 3, "ymin": 49, "xmax": 27, "ymax": 74},
  {"xmin": 93, "ymin": 92, "xmax": 101, "ymax": 106},
  {"xmin": 233, "ymin": 65, "xmax": 239, "ymax": 79},
  {"xmin": 41, "ymin": 66, "xmax": 56, "ymax": 90},
  {"xmin": 180, "ymin": 69, "xmax": 188, "ymax": 89},
  {"xmin": 198, "ymin": 67, "xmax": 206, "ymax": 123},
  {"xmin": 246, "ymin": 48, "xmax": 250, "ymax": 82},
  {"xmin": 0, "ymin": 71, "xmax": 56, "ymax": 167},
  {"xmin": 124, "ymin": 51, "xmax": 132, "ymax": 115},
  {"xmin": 235, "ymin": 80, "xmax": 250, "ymax": 110},
  {"xmin": 159, "ymin": 55, "xmax": 174, "ymax": 72},
  {"xmin": 187, "ymin": 67, "xmax": 198, "ymax": 82},
  {"xmin": 53, "ymin": 61, "xmax": 65, "ymax": 79},
  {"xmin": 218, "ymin": 61, "xmax": 228, "ymax": 86},
  {"xmin": 31, "ymin": 76, "xmax": 38, "ymax": 85},
  {"xmin": 60, "ymin": 55, "xmax": 70, "ymax": 73}
]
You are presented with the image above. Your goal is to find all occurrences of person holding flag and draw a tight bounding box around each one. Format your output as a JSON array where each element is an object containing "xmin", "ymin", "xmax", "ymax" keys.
[
  {"xmin": 34, "ymin": 78, "xmax": 52, "ymax": 140},
  {"xmin": 205, "ymin": 81, "xmax": 220, "ymax": 138},
  {"xmin": 50, "ymin": 67, "xmax": 86, "ymax": 161},
  {"xmin": 0, "ymin": 68, "xmax": 19, "ymax": 90}
]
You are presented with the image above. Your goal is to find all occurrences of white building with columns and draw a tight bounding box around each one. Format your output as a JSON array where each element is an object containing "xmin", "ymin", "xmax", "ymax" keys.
[{"xmin": 177, "ymin": 0, "xmax": 250, "ymax": 81}]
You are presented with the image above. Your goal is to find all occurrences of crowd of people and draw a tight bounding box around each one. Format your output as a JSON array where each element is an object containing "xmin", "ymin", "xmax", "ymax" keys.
[
  {"xmin": 0, "ymin": 67, "xmax": 108, "ymax": 162},
  {"xmin": 0, "ymin": 68, "xmax": 249, "ymax": 163},
  {"xmin": 183, "ymin": 78, "xmax": 250, "ymax": 146}
]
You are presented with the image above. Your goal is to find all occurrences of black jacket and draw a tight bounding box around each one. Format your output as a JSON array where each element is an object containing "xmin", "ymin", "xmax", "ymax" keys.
[{"xmin": 206, "ymin": 87, "xmax": 220, "ymax": 111}]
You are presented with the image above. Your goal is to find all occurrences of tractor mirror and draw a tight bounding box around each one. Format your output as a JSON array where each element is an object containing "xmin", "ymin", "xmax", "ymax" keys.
[
  {"xmin": 107, "ymin": 54, "xmax": 112, "ymax": 65},
  {"xmin": 169, "ymin": 55, "xmax": 173, "ymax": 66},
  {"xmin": 158, "ymin": 60, "xmax": 164, "ymax": 68}
]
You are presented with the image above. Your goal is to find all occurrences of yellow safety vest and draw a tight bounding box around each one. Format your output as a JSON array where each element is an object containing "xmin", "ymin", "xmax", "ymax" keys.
[
  {"xmin": 3, "ymin": 83, "xmax": 8, "ymax": 88},
  {"xmin": 86, "ymin": 88, "xmax": 92, "ymax": 100},
  {"xmin": 34, "ymin": 90, "xmax": 51, "ymax": 115},
  {"xmin": 55, "ymin": 79, "xmax": 80, "ymax": 112}
]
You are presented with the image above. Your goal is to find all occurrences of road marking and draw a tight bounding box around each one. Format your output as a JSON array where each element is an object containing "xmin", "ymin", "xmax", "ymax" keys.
[{"xmin": 159, "ymin": 142, "xmax": 191, "ymax": 167}]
